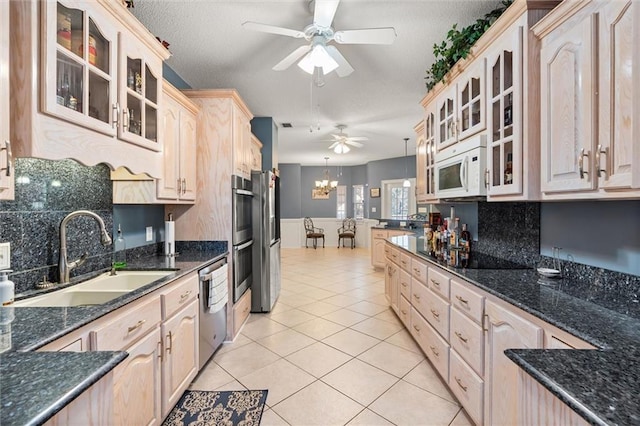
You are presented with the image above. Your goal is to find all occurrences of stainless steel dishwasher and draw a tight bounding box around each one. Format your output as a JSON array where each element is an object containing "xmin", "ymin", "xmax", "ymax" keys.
[{"xmin": 198, "ymin": 258, "xmax": 228, "ymax": 370}]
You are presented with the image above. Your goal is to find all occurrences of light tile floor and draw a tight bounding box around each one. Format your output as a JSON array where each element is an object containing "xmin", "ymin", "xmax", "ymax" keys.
[{"xmin": 190, "ymin": 247, "xmax": 473, "ymax": 425}]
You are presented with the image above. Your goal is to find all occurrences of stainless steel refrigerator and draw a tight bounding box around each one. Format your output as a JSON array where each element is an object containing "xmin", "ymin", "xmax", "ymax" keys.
[{"xmin": 251, "ymin": 170, "xmax": 281, "ymax": 312}]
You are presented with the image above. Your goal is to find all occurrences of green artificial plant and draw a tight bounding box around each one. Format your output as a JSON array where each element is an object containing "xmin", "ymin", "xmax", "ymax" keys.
[{"xmin": 425, "ymin": 0, "xmax": 514, "ymax": 91}]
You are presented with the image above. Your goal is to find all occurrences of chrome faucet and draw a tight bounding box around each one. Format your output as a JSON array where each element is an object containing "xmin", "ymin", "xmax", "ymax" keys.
[{"xmin": 59, "ymin": 210, "xmax": 112, "ymax": 284}]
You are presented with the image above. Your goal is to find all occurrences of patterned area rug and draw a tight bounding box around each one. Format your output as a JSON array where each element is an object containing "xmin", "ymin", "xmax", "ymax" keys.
[{"xmin": 162, "ymin": 390, "xmax": 268, "ymax": 426}]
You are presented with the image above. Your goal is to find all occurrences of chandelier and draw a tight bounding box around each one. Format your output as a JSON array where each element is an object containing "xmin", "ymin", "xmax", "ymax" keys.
[{"xmin": 315, "ymin": 157, "xmax": 338, "ymax": 195}]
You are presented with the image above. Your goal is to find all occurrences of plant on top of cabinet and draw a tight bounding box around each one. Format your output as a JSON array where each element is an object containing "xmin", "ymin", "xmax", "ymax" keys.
[{"xmin": 10, "ymin": 0, "xmax": 170, "ymax": 178}]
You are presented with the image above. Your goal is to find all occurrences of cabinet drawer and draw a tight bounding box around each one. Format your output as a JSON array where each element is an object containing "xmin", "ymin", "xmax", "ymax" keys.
[
  {"xmin": 399, "ymin": 252, "xmax": 411, "ymax": 272},
  {"xmin": 389, "ymin": 247, "xmax": 400, "ymax": 264},
  {"xmin": 450, "ymin": 279, "xmax": 484, "ymax": 324},
  {"xmin": 425, "ymin": 287, "xmax": 450, "ymax": 340},
  {"xmin": 383, "ymin": 243, "xmax": 392, "ymax": 259},
  {"xmin": 399, "ymin": 269, "xmax": 411, "ymax": 300},
  {"xmin": 372, "ymin": 230, "xmax": 388, "ymax": 239},
  {"xmin": 411, "ymin": 259, "xmax": 428, "ymax": 284},
  {"xmin": 92, "ymin": 296, "xmax": 162, "ymax": 351},
  {"xmin": 428, "ymin": 266, "xmax": 451, "ymax": 300},
  {"xmin": 410, "ymin": 278, "xmax": 430, "ymax": 319},
  {"xmin": 450, "ymin": 308, "xmax": 484, "ymax": 376},
  {"xmin": 161, "ymin": 272, "xmax": 199, "ymax": 319},
  {"xmin": 449, "ymin": 350, "xmax": 484, "ymax": 426},
  {"xmin": 233, "ymin": 288, "xmax": 251, "ymax": 336},
  {"xmin": 398, "ymin": 295, "xmax": 411, "ymax": 328},
  {"xmin": 411, "ymin": 308, "xmax": 449, "ymax": 381}
]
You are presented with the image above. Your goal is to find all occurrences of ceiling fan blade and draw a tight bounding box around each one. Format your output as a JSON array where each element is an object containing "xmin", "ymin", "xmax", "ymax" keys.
[
  {"xmin": 330, "ymin": 134, "xmax": 344, "ymax": 140},
  {"xmin": 346, "ymin": 140, "xmax": 364, "ymax": 148},
  {"xmin": 328, "ymin": 141, "xmax": 340, "ymax": 149},
  {"xmin": 242, "ymin": 21, "xmax": 305, "ymax": 39},
  {"xmin": 272, "ymin": 45, "xmax": 312, "ymax": 71},
  {"xmin": 347, "ymin": 136, "xmax": 368, "ymax": 141},
  {"xmin": 334, "ymin": 28, "xmax": 397, "ymax": 45},
  {"xmin": 314, "ymin": 0, "xmax": 340, "ymax": 28},
  {"xmin": 324, "ymin": 45, "xmax": 354, "ymax": 77}
]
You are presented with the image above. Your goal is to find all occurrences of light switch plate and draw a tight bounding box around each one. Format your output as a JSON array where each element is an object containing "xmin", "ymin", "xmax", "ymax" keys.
[
  {"xmin": 0, "ymin": 242, "xmax": 10, "ymax": 270},
  {"xmin": 371, "ymin": 207, "xmax": 376, "ymax": 212},
  {"xmin": 146, "ymin": 226, "xmax": 153, "ymax": 242}
]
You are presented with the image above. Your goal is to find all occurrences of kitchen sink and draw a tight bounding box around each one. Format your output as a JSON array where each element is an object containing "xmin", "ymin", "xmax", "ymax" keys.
[{"xmin": 14, "ymin": 270, "xmax": 174, "ymax": 307}]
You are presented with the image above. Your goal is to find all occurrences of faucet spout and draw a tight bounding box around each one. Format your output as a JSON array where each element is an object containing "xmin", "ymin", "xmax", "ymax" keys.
[{"xmin": 59, "ymin": 210, "xmax": 112, "ymax": 285}]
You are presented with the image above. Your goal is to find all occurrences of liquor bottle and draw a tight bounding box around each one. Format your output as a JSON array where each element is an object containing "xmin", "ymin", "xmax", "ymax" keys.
[
  {"xmin": 460, "ymin": 224, "xmax": 471, "ymax": 252},
  {"xmin": 504, "ymin": 153, "xmax": 513, "ymax": 185},
  {"xmin": 450, "ymin": 218, "xmax": 460, "ymax": 247}
]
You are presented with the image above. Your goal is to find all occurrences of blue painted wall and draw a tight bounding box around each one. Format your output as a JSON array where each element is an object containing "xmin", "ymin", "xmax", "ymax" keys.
[
  {"xmin": 367, "ymin": 156, "xmax": 417, "ymax": 219},
  {"xmin": 279, "ymin": 164, "xmax": 302, "ymax": 218},
  {"xmin": 540, "ymin": 201, "xmax": 640, "ymax": 275},
  {"xmin": 251, "ymin": 117, "xmax": 278, "ymax": 171}
]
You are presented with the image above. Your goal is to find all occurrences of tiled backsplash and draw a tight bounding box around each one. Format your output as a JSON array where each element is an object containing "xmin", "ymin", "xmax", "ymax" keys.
[{"xmin": 0, "ymin": 158, "xmax": 114, "ymax": 293}]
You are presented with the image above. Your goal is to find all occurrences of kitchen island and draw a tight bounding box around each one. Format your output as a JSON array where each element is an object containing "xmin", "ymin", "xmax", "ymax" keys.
[
  {"xmin": 0, "ymin": 243, "xmax": 227, "ymax": 426},
  {"xmin": 387, "ymin": 235, "xmax": 640, "ymax": 426}
]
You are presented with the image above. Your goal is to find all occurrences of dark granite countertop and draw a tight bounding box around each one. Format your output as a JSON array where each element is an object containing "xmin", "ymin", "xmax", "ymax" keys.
[
  {"xmin": 0, "ymin": 244, "xmax": 227, "ymax": 426},
  {"xmin": 388, "ymin": 235, "xmax": 640, "ymax": 426},
  {"xmin": 0, "ymin": 351, "xmax": 127, "ymax": 426}
]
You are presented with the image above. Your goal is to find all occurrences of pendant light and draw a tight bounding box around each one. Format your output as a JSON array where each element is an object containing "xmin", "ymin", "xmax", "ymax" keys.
[{"xmin": 403, "ymin": 137, "xmax": 411, "ymax": 187}]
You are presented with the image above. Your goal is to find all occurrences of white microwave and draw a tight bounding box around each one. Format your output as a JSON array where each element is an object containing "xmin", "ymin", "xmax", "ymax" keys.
[{"xmin": 435, "ymin": 135, "xmax": 487, "ymax": 199}]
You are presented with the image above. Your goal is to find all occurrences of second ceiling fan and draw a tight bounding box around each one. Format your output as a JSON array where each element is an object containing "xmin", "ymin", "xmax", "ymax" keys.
[
  {"xmin": 324, "ymin": 125, "xmax": 368, "ymax": 154},
  {"xmin": 242, "ymin": 0, "xmax": 396, "ymax": 78}
]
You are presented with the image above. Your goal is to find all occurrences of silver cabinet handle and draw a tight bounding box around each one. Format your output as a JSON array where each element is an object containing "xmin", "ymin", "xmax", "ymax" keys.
[
  {"xmin": 456, "ymin": 295, "xmax": 469, "ymax": 305},
  {"xmin": 455, "ymin": 331, "xmax": 468, "ymax": 343},
  {"xmin": 1, "ymin": 141, "xmax": 12, "ymax": 177},
  {"xmin": 430, "ymin": 309, "xmax": 440, "ymax": 319},
  {"xmin": 127, "ymin": 320, "xmax": 145, "ymax": 333},
  {"xmin": 484, "ymin": 168, "xmax": 490, "ymax": 189},
  {"xmin": 595, "ymin": 144, "xmax": 608, "ymax": 178},
  {"xmin": 578, "ymin": 148, "xmax": 589, "ymax": 179},
  {"xmin": 177, "ymin": 178, "xmax": 181, "ymax": 195},
  {"xmin": 455, "ymin": 376, "xmax": 468, "ymax": 392},
  {"xmin": 182, "ymin": 178, "xmax": 186, "ymax": 194},
  {"xmin": 122, "ymin": 108, "xmax": 130, "ymax": 131},
  {"xmin": 111, "ymin": 103, "xmax": 119, "ymax": 128}
]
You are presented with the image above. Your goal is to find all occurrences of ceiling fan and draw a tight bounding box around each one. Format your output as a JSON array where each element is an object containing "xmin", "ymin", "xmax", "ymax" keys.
[
  {"xmin": 323, "ymin": 125, "xmax": 368, "ymax": 154},
  {"xmin": 242, "ymin": 0, "xmax": 396, "ymax": 79}
]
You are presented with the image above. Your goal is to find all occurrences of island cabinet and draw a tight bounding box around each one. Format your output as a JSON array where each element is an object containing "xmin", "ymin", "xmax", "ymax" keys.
[
  {"xmin": 384, "ymin": 243, "xmax": 596, "ymax": 426},
  {"xmin": 536, "ymin": 0, "xmax": 640, "ymax": 200},
  {"xmin": 371, "ymin": 229, "xmax": 411, "ymax": 268},
  {"xmin": 0, "ymin": 0, "xmax": 13, "ymax": 201},
  {"xmin": 10, "ymin": 0, "xmax": 170, "ymax": 178},
  {"xmin": 111, "ymin": 81, "xmax": 199, "ymax": 204}
]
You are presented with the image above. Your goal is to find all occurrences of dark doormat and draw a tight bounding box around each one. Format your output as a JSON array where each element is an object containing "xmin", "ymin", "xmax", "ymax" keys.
[{"xmin": 162, "ymin": 389, "xmax": 268, "ymax": 425}]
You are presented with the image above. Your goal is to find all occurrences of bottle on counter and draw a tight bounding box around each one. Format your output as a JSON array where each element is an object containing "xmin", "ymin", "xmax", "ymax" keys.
[
  {"xmin": 450, "ymin": 218, "xmax": 460, "ymax": 247},
  {"xmin": 113, "ymin": 225, "xmax": 127, "ymax": 270},
  {"xmin": 0, "ymin": 270, "xmax": 14, "ymax": 306},
  {"xmin": 504, "ymin": 153, "xmax": 513, "ymax": 185},
  {"xmin": 460, "ymin": 223, "xmax": 471, "ymax": 252}
]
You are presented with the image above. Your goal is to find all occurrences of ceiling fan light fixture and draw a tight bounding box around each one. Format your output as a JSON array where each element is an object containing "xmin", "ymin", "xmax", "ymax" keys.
[
  {"xmin": 403, "ymin": 178, "xmax": 411, "ymax": 188},
  {"xmin": 334, "ymin": 143, "xmax": 350, "ymax": 154},
  {"xmin": 298, "ymin": 44, "xmax": 338, "ymax": 74}
]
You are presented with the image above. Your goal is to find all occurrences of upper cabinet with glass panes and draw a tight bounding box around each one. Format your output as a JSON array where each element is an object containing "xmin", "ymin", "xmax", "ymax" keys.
[
  {"xmin": 10, "ymin": 0, "xmax": 170, "ymax": 176},
  {"xmin": 420, "ymin": 0, "xmax": 559, "ymax": 202}
]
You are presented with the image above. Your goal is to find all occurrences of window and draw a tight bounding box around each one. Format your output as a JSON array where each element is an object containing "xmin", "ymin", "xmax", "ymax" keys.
[
  {"xmin": 353, "ymin": 185, "xmax": 364, "ymax": 219},
  {"xmin": 336, "ymin": 185, "xmax": 347, "ymax": 219},
  {"xmin": 381, "ymin": 179, "xmax": 416, "ymax": 219}
]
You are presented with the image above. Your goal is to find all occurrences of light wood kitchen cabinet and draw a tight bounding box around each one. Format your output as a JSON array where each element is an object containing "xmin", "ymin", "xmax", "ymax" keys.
[
  {"xmin": 518, "ymin": 369, "xmax": 590, "ymax": 426},
  {"xmin": 415, "ymin": 111, "xmax": 438, "ymax": 203},
  {"xmin": 111, "ymin": 82, "xmax": 199, "ymax": 204},
  {"xmin": 161, "ymin": 299, "xmax": 199, "ymax": 417},
  {"xmin": 450, "ymin": 349, "xmax": 484, "ymax": 426},
  {"xmin": 45, "ymin": 372, "xmax": 114, "ymax": 426},
  {"xmin": 0, "ymin": 0, "xmax": 13, "ymax": 201},
  {"xmin": 250, "ymin": 134, "xmax": 263, "ymax": 172},
  {"xmin": 483, "ymin": 2, "xmax": 555, "ymax": 201},
  {"xmin": 371, "ymin": 229, "xmax": 410, "ymax": 268},
  {"xmin": 113, "ymin": 327, "xmax": 163, "ymax": 426},
  {"xmin": 435, "ymin": 58, "xmax": 486, "ymax": 151},
  {"xmin": 10, "ymin": 0, "xmax": 169, "ymax": 177},
  {"xmin": 233, "ymin": 103, "xmax": 253, "ymax": 179},
  {"xmin": 156, "ymin": 83, "xmax": 198, "ymax": 202},
  {"xmin": 384, "ymin": 261, "xmax": 400, "ymax": 314},
  {"xmin": 484, "ymin": 299, "xmax": 543, "ymax": 426},
  {"xmin": 536, "ymin": 0, "xmax": 640, "ymax": 199}
]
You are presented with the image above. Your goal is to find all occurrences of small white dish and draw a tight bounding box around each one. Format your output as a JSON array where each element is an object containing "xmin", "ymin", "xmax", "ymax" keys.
[{"xmin": 537, "ymin": 267, "xmax": 561, "ymax": 278}]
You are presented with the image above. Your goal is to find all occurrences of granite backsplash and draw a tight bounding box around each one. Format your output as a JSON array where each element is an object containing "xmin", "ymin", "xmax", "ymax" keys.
[{"xmin": 0, "ymin": 158, "xmax": 115, "ymax": 293}]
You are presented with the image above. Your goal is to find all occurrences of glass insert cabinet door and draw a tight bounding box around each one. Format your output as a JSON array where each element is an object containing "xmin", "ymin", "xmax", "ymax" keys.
[
  {"xmin": 486, "ymin": 27, "xmax": 523, "ymax": 196},
  {"xmin": 118, "ymin": 34, "xmax": 162, "ymax": 152},
  {"xmin": 43, "ymin": 0, "xmax": 118, "ymax": 136}
]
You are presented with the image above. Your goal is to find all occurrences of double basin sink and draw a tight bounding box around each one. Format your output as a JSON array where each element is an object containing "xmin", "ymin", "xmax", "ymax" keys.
[{"xmin": 14, "ymin": 271, "xmax": 174, "ymax": 307}]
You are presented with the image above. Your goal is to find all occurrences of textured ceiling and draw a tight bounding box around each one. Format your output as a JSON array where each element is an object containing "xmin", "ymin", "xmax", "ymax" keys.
[{"xmin": 131, "ymin": 0, "xmax": 502, "ymax": 166}]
